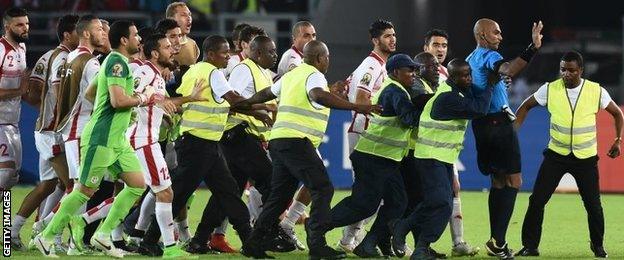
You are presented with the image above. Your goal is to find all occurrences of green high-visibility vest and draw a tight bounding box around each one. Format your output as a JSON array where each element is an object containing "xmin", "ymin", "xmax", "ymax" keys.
[
  {"xmin": 408, "ymin": 78, "xmax": 435, "ymax": 150},
  {"xmin": 224, "ymin": 58, "xmax": 275, "ymax": 140},
  {"xmin": 413, "ymin": 82, "xmax": 468, "ymax": 164},
  {"xmin": 355, "ymin": 78, "xmax": 412, "ymax": 161},
  {"xmin": 547, "ymin": 78, "xmax": 601, "ymax": 158},
  {"xmin": 177, "ymin": 62, "xmax": 230, "ymax": 141},
  {"xmin": 269, "ymin": 63, "xmax": 330, "ymax": 148}
]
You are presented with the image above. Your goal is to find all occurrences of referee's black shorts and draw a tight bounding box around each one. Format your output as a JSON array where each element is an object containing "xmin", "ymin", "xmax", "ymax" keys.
[{"xmin": 472, "ymin": 112, "xmax": 521, "ymax": 175}]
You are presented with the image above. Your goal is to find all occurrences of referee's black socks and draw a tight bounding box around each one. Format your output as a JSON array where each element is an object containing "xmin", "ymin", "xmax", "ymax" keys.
[{"xmin": 489, "ymin": 186, "xmax": 518, "ymax": 246}]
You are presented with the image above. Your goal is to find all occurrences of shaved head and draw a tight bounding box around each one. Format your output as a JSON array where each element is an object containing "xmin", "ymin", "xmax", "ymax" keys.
[
  {"xmin": 473, "ymin": 18, "xmax": 497, "ymax": 35},
  {"xmin": 414, "ymin": 52, "xmax": 436, "ymax": 65},
  {"xmin": 473, "ymin": 18, "xmax": 502, "ymax": 49},
  {"xmin": 448, "ymin": 58, "xmax": 469, "ymax": 75},
  {"xmin": 249, "ymin": 35, "xmax": 273, "ymax": 52},
  {"xmin": 303, "ymin": 40, "xmax": 330, "ymax": 73},
  {"xmin": 447, "ymin": 58, "xmax": 472, "ymax": 87}
]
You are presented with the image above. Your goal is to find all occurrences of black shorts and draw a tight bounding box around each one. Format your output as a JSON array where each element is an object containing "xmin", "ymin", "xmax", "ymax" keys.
[{"xmin": 472, "ymin": 112, "xmax": 521, "ymax": 175}]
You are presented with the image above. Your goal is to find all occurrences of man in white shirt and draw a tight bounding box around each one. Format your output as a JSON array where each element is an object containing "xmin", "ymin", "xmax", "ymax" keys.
[
  {"xmin": 276, "ymin": 21, "xmax": 316, "ymax": 78},
  {"xmin": 10, "ymin": 14, "xmax": 79, "ymax": 251},
  {"xmin": 0, "ymin": 7, "xmax": 29, "ymax": 190},
  {"xmin": 514, "ymin": 51, "xmax": 623, "ymax": 258}
]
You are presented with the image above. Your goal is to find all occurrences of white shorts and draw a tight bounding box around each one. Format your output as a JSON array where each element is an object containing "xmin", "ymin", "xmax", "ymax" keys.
[
  {"xmin": 64, "ymin": 138, "xmax": 81, "ymax": 179},
  {"xmin": 0, "ymin": 124, "xmax": 22, "ymax": 170},
  {"xmin": 347, "ymin": 132, "xmax": 360, "ymax": 155},
  {"xmin": 38, "ymin": 156, "xmax": 56, "ymax": 181},
  {"xmin": 136, "ymin": 143, "xmax": 171, "ymax": 193},
  {"xmin": 34, "ymin": 131, "xmax": 64, "ymax": 161}
]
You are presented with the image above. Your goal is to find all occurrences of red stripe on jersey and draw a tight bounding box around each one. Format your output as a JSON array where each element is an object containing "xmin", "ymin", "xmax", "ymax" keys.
[
  {"xmin": 129, "ymin": 124, "xmax": 138, "ymax": 149},
  {"xmin": 147, "ymin": 106, "xmax": 153, "ymax": 145},
  {"xmin": 369, "ymin": 51, "xmax": 385, "ymax": 66},
  {"xmin": 291, "ymin": 45, "xmax": 303, "ymax": 58},
  {"xmin": 0, "ymin": 37, "xmax": 16, "ymax": 52},
  {"xmin": 76, "ymin": 46, "xmax": 93, "ymax": 54},
  {"xmin": 86, "ymin": 197, "xmax": 114, "ymax": 216},
  {"xmin": 68, "ymin": 103, "xmax": 82, "ymax": 140},
  {"xmin": 438, "ymin": 65, "xmax": 448, "ymax": 78},
  {"xmin": 143, "ymin": 146, "xmax": 160, "ymax": 186}
]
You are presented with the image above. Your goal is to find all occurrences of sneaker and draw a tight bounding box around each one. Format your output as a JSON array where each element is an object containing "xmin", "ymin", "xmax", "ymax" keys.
[
  {"xmin": 265, "ymin": 228, "xmax": 297, "ymax": 252},
  {"xmin": 281, "ymin": 226, "xmax": 306, "ymax": 251},
  {"xmin": 126, "ymin": 236, "xmax": 141, "ymax": 250},
  {"xmin": 113, "ymin": 240, "xmax": 139, "ymax": 254},
  {"xmin": 389, "ymin": 219, "xmax": 409, "ymax": 257},
  {"xmin": 53, "ymin": 235, "xmax": 67, "ymax": 254},
  {"xmin": 138, "ymin": 240, "xmax": 163, "ymax": 256},
  {"xmin": 28, "ymin": 223, "xmax": 44, "ymax": 250},
  {"xmin": 10, "ymin": 236, "xmax": 25, "ymax": 251},
  {"xmin": 452, "ymin": 241, "xmax": 479, "ymax": 256},
  {"xmin": 352, "ymin": 242, "xmax": 381, "ymax": 258},
  {"xmin": 309, "ymin": 245, "xmax": 347, "ymax": 260},
  {"xmin": 515, "ymin": 247, "xmax": 539, "ymax": 256},
  {"xmin": 34, "ymin": 234, "xmax": 58, "ymax": 258},
  {"xmin": 336, "ymin": 241, "xmax": 356, "ymax": 253},
  {"xmin": 485, "ymin": 239, "xmax": 514, "ymax": 260},
  {"xmin": 208, "ymin": 233, "xmax": 237, "ymax": 253},
  {"xmin": 68, "ymin": 215, "xmax": 87, "ymax": 250},
  {"xmin": 590, "ymin": 244, "xmax": 608, "ymax": 258},
  {"xmin": 163, "ymin": 244, "xmax": 198, "ymax": 259},
  {"xmin": 91, "ymin": 232, "xmax": 125, "ymax": 258}
]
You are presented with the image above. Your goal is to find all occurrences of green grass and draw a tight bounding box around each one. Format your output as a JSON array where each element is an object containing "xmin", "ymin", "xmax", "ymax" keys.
[{"xmin": 6, "ymin": 186, "xmax": 624, "ymax": 259}]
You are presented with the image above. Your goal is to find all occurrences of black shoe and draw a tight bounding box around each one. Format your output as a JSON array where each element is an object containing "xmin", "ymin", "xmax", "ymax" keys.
[
  {"xmin": 184, "ymin": 240, "xmax": 218, "ymax": 254},
  {"xmin": 428, "ymin": 247, "xmax": 447, "ymax": 259},
  {"xmin": 515, "ymin": 247, "xmax": 539, "ymax": 256},
  {"xmin": 353, "ymin": 240, "xmax": 382, "ymax": 258},
  {"xmin": 378, "ymin": 237, "xmax": 395, "ymax": 257},
  {"xmin": 137, "ymin": 240, "xmax": 163, "ymax": 256},
  {"xmin": 113, "ymin": 240, "xmax": 138, "ymax": 253},
  {"xmin": 241, "ymin": 243, "xmax": 274, "ymax": 259},
  {"xmin": 265, "ymin": 227, "xmax": 297, "ymax": 252},
  {"xmin": 309, "ymin": 245, "xmax": 347, "ymax": 260},
  {"xmin": 485, "ymin": 239, "xmax": 514, "ymax": 259},
  {"xmin": 389, "ymin": 219, "xmax": 409, "ymax": 258},
  {"xmin": 590, "ymin": 244, "xmax": 608, "ymax": 258},
  {"xmin": 410, "ymin": 247, "xmax": 437, "ymax": 260}
]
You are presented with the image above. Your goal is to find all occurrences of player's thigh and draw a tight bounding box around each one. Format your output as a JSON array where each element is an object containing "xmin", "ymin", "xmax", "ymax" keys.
[
  {"xmin": 79, "ymin": 145, "xmax": 116, "ymax": 189},
  {"xmin": 38, "ymin": 156, "xmax": 57, "ymax": 181},
  {"xmin": 64, "ymin": 139, "xmax": 81, "ymax": 179},
  {"xmin": 0, "ymin": 125, "xmax": 21, "ymax": 169},
  {"xmin": 135, "ymin": 143, "xmax": 171, "ymax": 194},
  {"xmin": 113, "ymin": 145, "xmax": 146, "ymax": 189}
]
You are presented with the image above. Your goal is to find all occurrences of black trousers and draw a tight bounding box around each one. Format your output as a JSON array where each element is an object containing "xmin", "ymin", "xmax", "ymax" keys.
[
  {"xmin": 142, "ymin": 133, "xmax": 252, "ymax": 245},
  {"xmin": 192, "ymin": 124, "xmax": 273, "ymax": 244},
  {"xmin": 330, "ymin": 150, "xmax": 407, "ymax": 240},
  {"xmin": 254, "ymin": 138, "xmax": 334, "ymax": 250},
  {"xmin": 402, "ymin": 158, "xmax": 454, "ymax": 244},
  {"xmin": 521, "ymin": 149, "xmax": 604, "ymax": 249},
  {"xmin": 400, "ymin": 150, "xmax": 422, "ymax": 216}
]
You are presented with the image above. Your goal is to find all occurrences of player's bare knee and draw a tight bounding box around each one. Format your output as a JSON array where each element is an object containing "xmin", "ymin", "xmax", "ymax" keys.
[{"xmin": 155, "ymin": 188, "xmax": 173, "ymax": 203}]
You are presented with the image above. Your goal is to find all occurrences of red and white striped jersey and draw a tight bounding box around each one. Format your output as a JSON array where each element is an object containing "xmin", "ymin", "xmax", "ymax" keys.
[
  {"xmin": 59, "ymin": 46, "xmax": 100, "ymax": 141},
  {"xmin": 224, "ymin": 52, "xmax": 246, "ymax": 78},
  {"xmin": 438, "ymin": 64, "xmax": 448, "ymax": 83},
  {"xmin": 127, "ymin": 61, "xmax": 167, "ymax": 149},
  {"xmin": 276, "ymin": 46, "xmax": 303, "ymax": 78},
  {"xmin": 0, "ymin": 36, "xmax": 27, "ymax": 125},
  {"xmin": 30, "ymin": 45, "xmax": 71, "ymax": 131},
  {"xmin": 128, "ymin": 58, "xmax": 145, "ymax": 73},
  {"xmin": 345, "ymin": 51, "xmax": 387, "ymax": 133}
]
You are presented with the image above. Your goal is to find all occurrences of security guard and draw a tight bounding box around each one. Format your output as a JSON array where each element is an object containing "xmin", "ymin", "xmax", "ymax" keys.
[
  {"xmin": 240, "ymin": 40, "xmax": 380, "ymax": 260},
  {"xmin": 187, "ymin": 35, "xmax": 278, "ymax": 253},
  {"xmin": 391, "ymin": 59, "xmax": 493, "ymax": 260},
  {"xmin": 329, "ymin": 54, "xmax": 421, "ymax": 258},
  {"xmin": 514, "ymin": 51, "xmax": 623, "ymax": 258},
  {"xmin": 138, "ymin": 35, "xmax": 258, "ymax": 256}
]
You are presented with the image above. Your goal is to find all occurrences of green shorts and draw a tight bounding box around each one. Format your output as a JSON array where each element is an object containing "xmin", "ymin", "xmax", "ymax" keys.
[{"xmin": 79, "ymin": 144, "xmax": 142, "ymax": 188}]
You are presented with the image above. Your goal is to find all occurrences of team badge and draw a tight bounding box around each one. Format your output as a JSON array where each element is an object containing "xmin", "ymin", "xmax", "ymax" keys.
[
  {"xmin": 111, "ymin": 63, "xmax": 124, "ymax": 77},
  {"xmin": 287, "ymin": 63, "xmax": 297, "ymax": 72},
  {"xmin": 360, "ymin": 72, "xmax": 372, "ymax": 86},
  {"xmin": 34, "ymin": 63, "xmax": 45, "ymax": 75}
]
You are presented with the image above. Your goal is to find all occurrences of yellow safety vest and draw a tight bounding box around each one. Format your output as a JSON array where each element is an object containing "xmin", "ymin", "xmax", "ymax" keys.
[
  {"xmin": 547, "ymin": 78, "xmax": 601, "ymax": 159},
  {"xmin": 177, "ymin": 62, "xmax": 230, "ymax": 141},
  {"xmin": 413, "ymin": 82, "xmax": 468, "ymax": 164},
  {"xmin": 408, "ymin": 78, "xmax": 434, "ymax": 150},
  {"xmin": 355, "ymin": 78, "xmax": 412, "ymax": 161},
  {"xmin": 225, "ymin": 58, "xmax": 275, "ymax": 140},
  {"xmin": 269, "ymin": 63, "xmax": 330, "ymax": 148}
]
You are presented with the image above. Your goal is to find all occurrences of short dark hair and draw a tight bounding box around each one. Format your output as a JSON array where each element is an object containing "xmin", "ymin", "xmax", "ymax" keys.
[
  {"xmin": 239, "ymin": 26, "xmax": 266, "ymax": 44},
  {"xmin": 2, "ymin": 7, "xmax": 28, "ymax": 25},
  {"xmin": 561, "ymin": 51, "xmax": 584, "ymax": 68},
  {"xmin": 143, "ymin": 33, "xmax": 167, "ymax": 59},
  {"xmin": 109, "ymin": 20, "xmax": 135, "ymax": 49},
  {"xmin": 76, "ymin": 15, "xmax": 98, "ymax": 36},
  {"xmin": 202, "ymin": 35, "xmax": 228, "ymax": 55},
  {"xmin": 138, "ymin": 27, "xmax": 155, "ymax": 44},
  {"xmin": 424, "ymin": 29, "xmax": 448, "ymax": 45},
  {"xmin": 369, "ymin": 19, "xmax": 393, "ymax": 39},
  {"xmin": 155, "ymin": 18, "xmax": 179, "ymax": 35},
  {"xmin": 232, "ymin": 23, "xmax": 250, "ymax": 42},
  {"xmin": 57, "ymin": 14, "xmax": 79, "ymax": 42}
]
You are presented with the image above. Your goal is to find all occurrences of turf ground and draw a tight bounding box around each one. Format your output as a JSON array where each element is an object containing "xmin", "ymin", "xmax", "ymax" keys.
[{"xmin": 5, "ymin": 186, "xmax": 624, "ymax": 259}]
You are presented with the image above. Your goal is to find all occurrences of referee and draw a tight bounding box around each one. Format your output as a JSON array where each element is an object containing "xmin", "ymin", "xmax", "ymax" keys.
[
  {"xmin": 466, "ymin": 18, "xmax": 543, "ymax": 259},
  {"xmin": 514, "ymin": 51, "xmax": 623, "ymax": 258}
]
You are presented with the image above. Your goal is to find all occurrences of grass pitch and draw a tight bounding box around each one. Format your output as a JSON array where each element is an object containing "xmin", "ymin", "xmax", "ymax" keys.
[{"xmin": 6, "ymin": 186, "xmax": 624, "ymax": 259}]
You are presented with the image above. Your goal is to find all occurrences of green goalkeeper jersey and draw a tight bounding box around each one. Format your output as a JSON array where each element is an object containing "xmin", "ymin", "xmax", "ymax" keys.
[{"xmin": 81, "ymin": 51, "xmax": 135, "ymax": 148}]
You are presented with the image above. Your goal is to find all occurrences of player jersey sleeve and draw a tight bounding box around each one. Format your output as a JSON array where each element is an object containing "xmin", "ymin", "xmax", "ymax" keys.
[
  {"xmin": 132, "ymin": 66, "xmax": 153, "ymax": 94},
  {"xmin": 104, "ymin": 55, "xmax": 130, "ymax": 87},
  {"xmin": 533, "ymin": 83, "xmax": 548, "ymax": 106},
  {"xmin": 83, "ymin": 59, "xmax": 101, "ymax": 91},
  {"xmin": 228, "ymin": 64, "xmax": 253, "ymax": 96},
  {"xmin": 351, "ymin": 60, "xmax": 378, "ymax": 94},
  {"xmin": 30, "ymin": 51, "xmax": 50, "ymax": 83}
]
